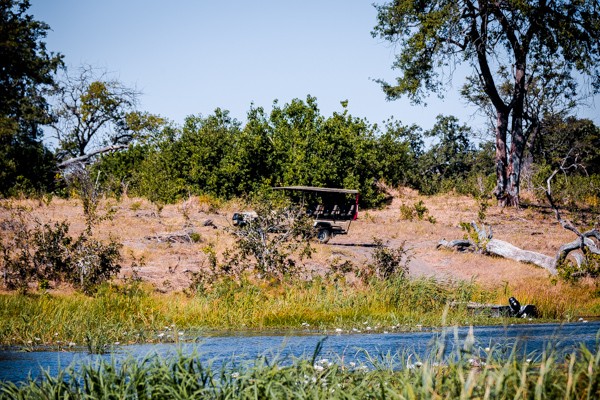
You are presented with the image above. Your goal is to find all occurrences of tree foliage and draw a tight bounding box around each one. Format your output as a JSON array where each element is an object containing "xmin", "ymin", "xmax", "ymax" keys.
[
  {"xmin": 372, "ymin": 0, "xmax": 600, "ymax": 206},
  {"xmin": 51, "ymin": 66, "xmax": 165, "ymax": 165},
  {"xmin": 227, "ymin": 197, "xmax": 314, "ymax": 280},
  {"xmin": 0, "ymin": 0, "xmax": 62, "ymax": 196},
  {"xmin": 96, "ymin": 97, "xmax": 418, "ymax": 207}
]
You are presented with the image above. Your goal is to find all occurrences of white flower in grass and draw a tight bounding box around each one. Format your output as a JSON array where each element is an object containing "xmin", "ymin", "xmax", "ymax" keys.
[
  {"xmin": 406, "ymin": 354, "xmax": 422, "ymax": 370},
  {"xmin": 314, "ymin": 364, "xmax": 324, "ymax": 372},
  {"xmin": 317, "ymin": 358, "xmax": 333, "ymax": 367},
  {"xmin": 231, "ymin": 372, "xmax": 240, "ymax": 379}
]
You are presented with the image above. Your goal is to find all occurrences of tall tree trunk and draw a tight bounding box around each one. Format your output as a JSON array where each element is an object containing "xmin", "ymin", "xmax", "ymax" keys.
[
  {"xmin": 506, "ymin": 61, "xmax": 527, "ymax": 207},
  {"xmin": 493, "ymin": 110, "xmax": 510, "ymax": 205}
]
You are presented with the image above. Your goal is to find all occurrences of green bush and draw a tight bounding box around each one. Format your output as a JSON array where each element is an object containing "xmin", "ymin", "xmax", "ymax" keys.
[
  {"xmin": 366, "ymin": 239, "xmax": 412, "ymax": 280},
  {"xmin": 0, "ymin": 211, "xmax": 122, "ymax": 294}
]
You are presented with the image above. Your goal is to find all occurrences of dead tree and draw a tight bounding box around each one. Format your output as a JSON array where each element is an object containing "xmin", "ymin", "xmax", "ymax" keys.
[{"xmin": 438, "ymin": 158, "xmax": 599, "ymax": 276}]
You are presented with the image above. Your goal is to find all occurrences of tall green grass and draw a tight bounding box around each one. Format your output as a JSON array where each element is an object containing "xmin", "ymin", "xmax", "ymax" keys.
[
  {"xmin": 1, "ymin": 339, "xmax": 599, "ymax": 399},
  {"xmin": 0, "ymin": 276, "xmax": 596, "ymax": 348}
]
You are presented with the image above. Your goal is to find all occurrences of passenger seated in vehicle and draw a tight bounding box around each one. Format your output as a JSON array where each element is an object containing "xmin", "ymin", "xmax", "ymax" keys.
[
  {"xmin": 331, "ymin": 205, "xmax": 340, "ymax": 218},
  {"xmin": 314, "ymin": 204, "xmax": 324, "ymax": 217}
]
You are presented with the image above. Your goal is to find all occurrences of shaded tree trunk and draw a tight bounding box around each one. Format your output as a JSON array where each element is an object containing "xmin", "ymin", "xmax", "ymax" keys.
[
  {"xmin": 493, "ymin": 110, "xmax": 510, "ymax": 205},
  {"xmin": 505, "ymin": 61, "xmax": 528, "ymax": 207}
]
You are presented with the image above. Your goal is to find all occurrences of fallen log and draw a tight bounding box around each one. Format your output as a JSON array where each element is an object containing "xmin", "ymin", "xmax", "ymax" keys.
[
  {"xmin": 439, "ymin": 164, "xmax": 599, "ymax": 277},
  {"xmin": 438, "ymin": 236, "xmax": 555, "ymax": 274},
  {"xmin": 144, "ymin": 229, "xmax": 201, "ymax": 243},
  {"xmin": 438, "ymin": 222, "xmax": 598, "ymax": 276},
  {"xmin": 485, "ymin": 239, "xmax": 557, "ymax": 275}
]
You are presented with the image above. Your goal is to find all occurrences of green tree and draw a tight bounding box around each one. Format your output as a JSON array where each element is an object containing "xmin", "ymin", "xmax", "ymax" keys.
[
  {"xmin": 373, "ymin": 0, "xmax": 600, "ymax": 206},
  {"xmin": 0, "ymin": 0, "xmax": 62, "ymax": 195},
  {"xmin": 378, "ymin": 119, "xmax": 423, "ymax": 188},
  {"xmin": 221, "ymin": 105, "xmax": 276, "ymax": 195},
  {"xmin": 416, "ymin": 115, "xmax": 476, "ymax": 194},
  {"xmin": 52, "ymin": 66, "xmax": 164, "ymax": 166},
  {"xmin": 268, "ymin": 97, "xmax": 386, "ymax": 206},
  {"xmin": 175, "ymin": 109, "xmax": 240, "ymax": 198},
  {"xmin": 130, "ymin": 126, "xmax": 187, "ymax": 204},
  {"xmin": 531, "ymin": 116, "xmax": 600, "ymax": 175}
]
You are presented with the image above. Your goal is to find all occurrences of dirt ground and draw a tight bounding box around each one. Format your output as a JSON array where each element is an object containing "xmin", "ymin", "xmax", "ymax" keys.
[{"xmin": 1, "ymin": 188, "xmax": 587, "ymax": 293}]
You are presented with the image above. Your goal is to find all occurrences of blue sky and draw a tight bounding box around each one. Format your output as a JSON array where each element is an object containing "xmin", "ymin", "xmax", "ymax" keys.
[{"xmin": 31, "ymin": 0, "xmax": 598, "ymax": 135}]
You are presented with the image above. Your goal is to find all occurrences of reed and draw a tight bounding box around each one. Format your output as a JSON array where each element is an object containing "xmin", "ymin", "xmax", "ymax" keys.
[
  {"xmin": 1, "ymin": 338, "xmax": 599, "ymax": 399},
  {"xmin": 0, "ymin": 276, "xmax": 597, "ymax": 348}
]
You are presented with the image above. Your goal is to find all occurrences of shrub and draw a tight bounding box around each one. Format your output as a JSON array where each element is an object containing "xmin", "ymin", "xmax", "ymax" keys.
[
  {"xmin": 0, "ymin": 210, "xmax": 122, "ymax": 294},
  {"xmin": 227, "ymin": 198, "xmax": 314, "ymax": 280},
  {"xmin": 399, "ymin": 201, "xmax": 436, "ymax": 223},
  {"xmin": 366, "ymin": 238, "xmax": 412, "ymax": 280}
]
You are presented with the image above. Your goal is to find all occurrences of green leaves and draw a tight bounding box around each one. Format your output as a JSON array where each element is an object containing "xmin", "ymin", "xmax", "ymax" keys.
[
  {"xmin": 373, "ymin": 0, "xmax": 600, "ymax": 204},
  {"xmin": 0, "ymin": 0, "xmax": 62, "ymax": 196},
  {"xmin": 95, "ymin": 96, "xmax": 410, "ymax": 207}
]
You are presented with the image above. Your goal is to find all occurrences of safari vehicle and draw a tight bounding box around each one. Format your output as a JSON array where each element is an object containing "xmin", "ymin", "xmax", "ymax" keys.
[{"xmin": 232, "ymin": 186, "xmax": 359, "ymax": 243}]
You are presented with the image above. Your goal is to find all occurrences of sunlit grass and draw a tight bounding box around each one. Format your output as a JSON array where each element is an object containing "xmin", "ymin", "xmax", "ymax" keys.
[{"xmin": 1, "ymin": 276, "xmax": 599, "ymax": 349}]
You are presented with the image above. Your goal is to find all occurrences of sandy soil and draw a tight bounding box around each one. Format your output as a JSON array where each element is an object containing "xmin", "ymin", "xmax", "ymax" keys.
[{"xmin": 1, "ymin": 189, "xmax": 586, "ymax": 293}]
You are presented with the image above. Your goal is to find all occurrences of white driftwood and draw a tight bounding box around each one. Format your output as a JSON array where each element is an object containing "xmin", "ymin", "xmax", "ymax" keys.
[
  {"xmin": 145, "ymin": 229, "xmax": 199, "ymax": 243},
  {"xmin": 438, "ymin": 222, "xmax": 599, "ymax": 276},
  {"xmin": 437, "ymin": 236, "xmax": 557, "ymax": 274},
  {"xmin": 486, "ymin": 239, "xmax": 557, "ymax": 274}
]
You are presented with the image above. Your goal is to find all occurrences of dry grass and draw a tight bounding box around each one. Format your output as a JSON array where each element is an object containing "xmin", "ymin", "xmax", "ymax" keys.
[{"xmin": 0, "ymin": 189, "xmax": 597, "ymax": 306}]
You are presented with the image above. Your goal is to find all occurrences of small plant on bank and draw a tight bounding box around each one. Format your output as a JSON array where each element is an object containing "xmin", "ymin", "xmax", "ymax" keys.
[
  {"xmin": 366, "ymin": 238, "xmax": 412, "ymax": 280},
  {"xmin": 63, "ymin": 166, "xmax": 116, "ymax": 234},
  {"xmin": 186, "ymin": 244, "xmax": 221, "ymax": 294},
  {"xmin": 129, "ymin": 201, "xmax": 142, "ymax": 211},
  {"xmin": 557, "ymin": 247, "xmax": 600, "ymax": 282},
  {"xmin": 400, "ymin": 200, "xmax": 436, "ymax": 223}
]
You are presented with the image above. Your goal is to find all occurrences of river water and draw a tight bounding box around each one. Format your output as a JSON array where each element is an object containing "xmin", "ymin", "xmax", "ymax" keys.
[{"xmin": 1, "ymin": 321, "xmax": 599, "ymax": 383}]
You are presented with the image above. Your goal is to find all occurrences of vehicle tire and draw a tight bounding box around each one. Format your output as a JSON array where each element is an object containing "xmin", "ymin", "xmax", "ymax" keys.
[{"xmin": 317, "ymin": 228, "xmax": 331, "ymax": 244}]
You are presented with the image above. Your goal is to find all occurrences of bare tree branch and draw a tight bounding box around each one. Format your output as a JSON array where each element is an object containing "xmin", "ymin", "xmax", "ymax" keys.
[{"xmin": 57, "ymin": 144, "xmax": 128, "ymax": 168}]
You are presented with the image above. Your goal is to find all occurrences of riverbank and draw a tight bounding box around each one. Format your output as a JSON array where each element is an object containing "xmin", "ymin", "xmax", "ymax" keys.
[
  {"xmin": 2, "ymin": 191, "xmax": 600, "ymax": 349},
  {"xmin": 2, "ymin": 276, "xmax": 599, "ymax": 349}
]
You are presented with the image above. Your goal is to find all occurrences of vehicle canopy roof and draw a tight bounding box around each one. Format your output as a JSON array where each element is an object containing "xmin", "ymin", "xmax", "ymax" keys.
[{"xmin": 272, "ymin": 186, "xmax": 359, "ymax": 194}]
